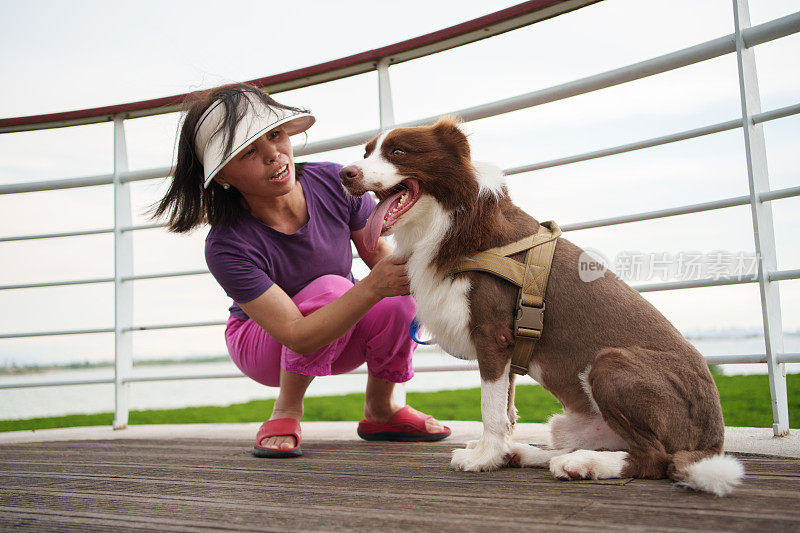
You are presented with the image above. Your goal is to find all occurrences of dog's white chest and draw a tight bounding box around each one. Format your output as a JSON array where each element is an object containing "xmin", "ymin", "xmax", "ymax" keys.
[
  {"xmin": 409, "ymin": 265, "xmax": 476, "ymax": 360},
  {"xmin": 393, "ymin": 197, "xmax": 477, "ymax": 360}
]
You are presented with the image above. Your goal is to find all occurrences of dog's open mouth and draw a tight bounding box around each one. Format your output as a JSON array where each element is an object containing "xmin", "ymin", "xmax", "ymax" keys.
[{"xmin": 363, "ymin": 178, "xmax": 421, "ymax": 251}]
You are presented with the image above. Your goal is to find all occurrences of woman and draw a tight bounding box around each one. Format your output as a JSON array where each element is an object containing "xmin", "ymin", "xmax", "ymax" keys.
[{"xmin": 154, "ymin": 83, "xmax": 450, "ymax": 458}]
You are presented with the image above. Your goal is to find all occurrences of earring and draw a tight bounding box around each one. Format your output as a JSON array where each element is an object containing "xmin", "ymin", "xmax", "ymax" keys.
[{"xmin": 222, "ymin": 183, "xmax": 230, "ymax": 190}]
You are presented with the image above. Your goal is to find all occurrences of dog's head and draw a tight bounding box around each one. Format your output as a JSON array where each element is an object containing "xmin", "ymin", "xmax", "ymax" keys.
[{"xmin": 341, "ymin": 117, "xmax": 502, "ymax": 251}]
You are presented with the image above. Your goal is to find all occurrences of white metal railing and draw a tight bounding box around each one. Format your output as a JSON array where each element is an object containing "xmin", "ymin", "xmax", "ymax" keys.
[{"xmin": 0, "ymin": 1, "xmax": 797, "ymax": 435}]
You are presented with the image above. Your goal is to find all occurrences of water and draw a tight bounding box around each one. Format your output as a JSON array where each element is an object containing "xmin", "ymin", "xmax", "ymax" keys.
[
  {"xmin": 1, "ymin": 337, "xmax": 797, "ymax": 420},
  {"xmin": 0, "ymin": 350, "xmax": 480, "ymax": 420}
]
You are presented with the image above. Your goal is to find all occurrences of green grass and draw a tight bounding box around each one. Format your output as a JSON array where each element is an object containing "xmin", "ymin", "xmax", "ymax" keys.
[{"xmin": 1, "ymin": 374, "xmax": 797, "ymax": 433}]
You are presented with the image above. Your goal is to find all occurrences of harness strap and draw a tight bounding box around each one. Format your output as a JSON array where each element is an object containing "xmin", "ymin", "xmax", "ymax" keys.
[{"xmin": 451, "ymin": 221, "xmax": 561, "ymax": 376}]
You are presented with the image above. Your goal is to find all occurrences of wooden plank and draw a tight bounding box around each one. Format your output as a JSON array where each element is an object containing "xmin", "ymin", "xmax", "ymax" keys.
[{"xmin": 0, "ymin": 439, "xmax": 798, "ymax": 532}]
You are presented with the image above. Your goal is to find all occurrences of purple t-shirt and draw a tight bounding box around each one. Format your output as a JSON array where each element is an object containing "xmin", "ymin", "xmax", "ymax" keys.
[{"xmin": 205, "ymin": 162, "xmax": 376, "ymax": 320}]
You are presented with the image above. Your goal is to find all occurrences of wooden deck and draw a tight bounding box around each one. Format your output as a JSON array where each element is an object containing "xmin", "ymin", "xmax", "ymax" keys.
[{"xmin": 1, "ymin": 437, "xmax": 799, "ymax": 532}]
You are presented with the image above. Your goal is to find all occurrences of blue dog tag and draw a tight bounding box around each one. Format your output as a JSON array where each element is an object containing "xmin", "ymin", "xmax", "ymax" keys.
[
  {"xmin": 409, "ymin": 317, "xmax": 433, "ymax": 345},
  {"xmin": 409, "ymin": 317, "xmax": 470, "ymax": 361}
]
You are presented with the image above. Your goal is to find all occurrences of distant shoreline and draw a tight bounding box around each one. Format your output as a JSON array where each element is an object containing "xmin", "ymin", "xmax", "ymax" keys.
[
  {"xmin": 0, "ymin": 355, "xmax": 230, "ymax": 376},
  {"xmin": 2, "ymin": 331, "xmax": 798, "ymax": 376}
]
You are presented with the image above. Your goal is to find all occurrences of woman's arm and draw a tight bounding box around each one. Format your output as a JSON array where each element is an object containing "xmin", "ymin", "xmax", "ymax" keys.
[{"xmin": 238, "ymin": 254, "xmax": 409, "ymax": 355}]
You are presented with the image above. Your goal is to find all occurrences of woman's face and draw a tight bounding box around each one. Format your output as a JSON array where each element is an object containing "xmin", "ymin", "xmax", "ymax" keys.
[{"xmin": 216, "ymin": 126, "xmax": 296, "ymax": 197}]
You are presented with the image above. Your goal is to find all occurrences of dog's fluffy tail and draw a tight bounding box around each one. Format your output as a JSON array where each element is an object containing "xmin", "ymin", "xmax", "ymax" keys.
[{"xmin": 671, "ymin": 450, "xmax": 744, "ymax": 497}]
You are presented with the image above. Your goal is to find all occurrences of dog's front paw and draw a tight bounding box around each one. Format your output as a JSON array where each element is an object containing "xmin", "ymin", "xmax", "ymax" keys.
[
  {"xmin": 451, "ymin": 441, "xmax": 508, "ymax": 472},
  {"xmin": 549, "ymin": 450, "xmax": 628, "ymax": 480},
  {"xmin": 465, "ymin": 439, "xmax": 480, "ymax": 449}
]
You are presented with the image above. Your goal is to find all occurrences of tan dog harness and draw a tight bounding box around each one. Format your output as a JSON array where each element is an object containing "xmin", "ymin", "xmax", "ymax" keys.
[{"xmin": 451, "ymin": 221, "xmax": 561, "ymax": 376}]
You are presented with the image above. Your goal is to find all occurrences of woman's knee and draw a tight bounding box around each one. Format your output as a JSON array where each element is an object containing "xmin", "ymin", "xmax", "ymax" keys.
[
  {"xmin": 292, "ymin": 275, "xmax": 354, "ymax": 311},
  {"xmin": 225, "ymin": 318, "xmax": 283, "ymax": 387},
  {"xmin": 365, "ymin": 294, "xmax": 416, "ymax": 333},
  {"xmin": 227, "ymin": 342, "xmax": 282, "ymax": 388},
  {"xmin": 297, "ymin": 274, "xmax": 352, "ymax": 295}
]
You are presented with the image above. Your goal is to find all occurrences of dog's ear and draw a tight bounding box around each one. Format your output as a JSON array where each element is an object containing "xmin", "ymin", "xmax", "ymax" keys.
[
  {"xmin": 433, "ymin": 116, "xmax": 470, "ymax": 159},
  {"xmin": 433, "ymin": 115, "xmax": 464, "ymax": 136}
]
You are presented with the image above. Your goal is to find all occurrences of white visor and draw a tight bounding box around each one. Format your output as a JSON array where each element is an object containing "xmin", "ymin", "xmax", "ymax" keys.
[{"xmin": 193, "ymin": 91, "xmax": 315, "ymax": 188}]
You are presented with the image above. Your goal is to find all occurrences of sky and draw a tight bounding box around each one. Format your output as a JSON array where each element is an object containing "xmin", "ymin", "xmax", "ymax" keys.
[{"xmin": 0, "ymin": 0, "xmax": 798, "ymax": 367}]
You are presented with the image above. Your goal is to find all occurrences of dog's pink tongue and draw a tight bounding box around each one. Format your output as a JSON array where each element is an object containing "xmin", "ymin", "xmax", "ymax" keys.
[{"xmin": 363, "ymin": 189, "xmax": 405, "ymax": 251}]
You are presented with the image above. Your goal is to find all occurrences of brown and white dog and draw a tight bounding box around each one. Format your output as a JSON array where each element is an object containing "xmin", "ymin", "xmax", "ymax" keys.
[{"xmin": 340, "ymin": 117, "xmax": 744, "ymax": 496}]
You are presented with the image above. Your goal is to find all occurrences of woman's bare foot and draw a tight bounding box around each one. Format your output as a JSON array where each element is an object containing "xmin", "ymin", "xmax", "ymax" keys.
[
  {"xmin": 363, "ymin": 402, "xmax": 446, "ymax": 433},
  {"xmin": 259, "ymin": 370, "xmax": 313, "ymax": 450},
  {"xmin": 260, "ymin": 408, "xmax": 302, "ymax": 450}
]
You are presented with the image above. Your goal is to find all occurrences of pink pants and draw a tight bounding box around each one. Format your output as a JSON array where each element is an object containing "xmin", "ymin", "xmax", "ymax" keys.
[{"xmin": 224, "ymin": 275, "xmax": 417, "ymax": 387}]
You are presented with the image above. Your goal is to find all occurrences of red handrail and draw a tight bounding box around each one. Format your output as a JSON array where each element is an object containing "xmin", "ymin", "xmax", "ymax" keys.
[{"xmin": 0, "ymin": 0, "xmax": 598, "ymax": 132}]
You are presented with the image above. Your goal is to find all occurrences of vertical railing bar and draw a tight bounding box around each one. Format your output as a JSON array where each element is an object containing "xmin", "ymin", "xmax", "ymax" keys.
[
  {"xmin": 112, "ymin": 115, "xmax": 134, "ymax": 430},
  {"xmin": 376, "ymin": 56, "xmax": 406, "ymax": 407},
  {"xmin": 377, "ymin": 57, "xmax": 396, "ymax": 131},
  {"xmin": 733, "ymin": 0, "xmax": 789, "ymax": 436}
]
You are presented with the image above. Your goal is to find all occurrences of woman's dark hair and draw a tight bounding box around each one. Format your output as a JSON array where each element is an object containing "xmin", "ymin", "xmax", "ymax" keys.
[{"xmin": 150, "ymin": 82, "xmax": 309, "ymax": 232}]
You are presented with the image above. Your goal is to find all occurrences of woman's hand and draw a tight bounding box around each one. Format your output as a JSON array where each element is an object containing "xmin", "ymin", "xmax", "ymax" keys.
[{"xmin": 364, "ymin": 255, "xmax": 411, "ymax": 298}]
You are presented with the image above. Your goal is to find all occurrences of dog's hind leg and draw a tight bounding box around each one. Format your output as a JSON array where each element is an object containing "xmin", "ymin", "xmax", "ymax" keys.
[
  {"xmin": 546, "ymin": 418, "xmax": 667, "ymax": 480},
  {"xmin": 587, "ymin": 346, "xmax": 743, "ymax": 494},
  {"xmin": 509, "ymin": 444, "xmax": 567, "ymax": 468},
  {"xmin": 548, "ymin": 410, "xmax": 629, "ymax": 451},
  {"xmin": 556, "ymin": 345, "xmax": 726, "ymax": 483},
  {"xmin": 545, "ymin": 347, "xmax": 674, "ymax": 481},
  {"xmin": 511, "ymin": 411, "xmax": 626, "ymax": 471},
  {"xmin": 451, "ymin": 358, "xmax": 514, "ymax": 472},
  {"xmin": 507, "ymin": 372, "xmax": 518, "ymax": 427}
]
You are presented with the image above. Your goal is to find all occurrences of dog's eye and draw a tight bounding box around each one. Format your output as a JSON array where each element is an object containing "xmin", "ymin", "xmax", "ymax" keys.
[{"xmin": 392, "ymin": 149, "xmax": 406, "ymax": 157}]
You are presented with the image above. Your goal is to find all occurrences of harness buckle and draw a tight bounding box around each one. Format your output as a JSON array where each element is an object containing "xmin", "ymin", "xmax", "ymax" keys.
[{"xmin": 515, "ymin": 304, "xmax": 544, "ymax": 339}]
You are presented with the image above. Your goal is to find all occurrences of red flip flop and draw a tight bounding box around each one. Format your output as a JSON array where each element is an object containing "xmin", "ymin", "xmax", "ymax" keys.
[
  {"xmin": 253, "ymin": 418, "xmax": 302, "ymax": 458},
  {"xmin": 357, "ymin": 405, "xmax": 451, "ymax": 442}
]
